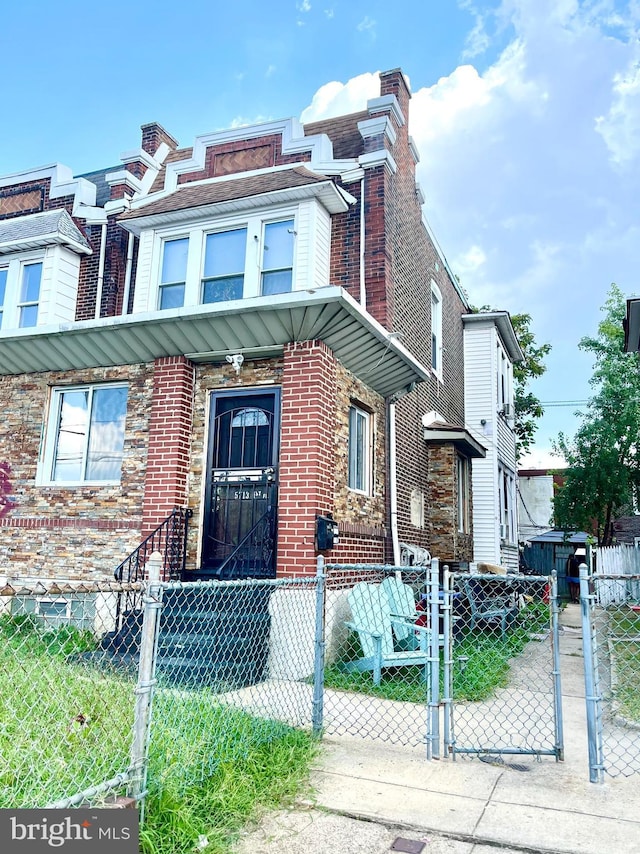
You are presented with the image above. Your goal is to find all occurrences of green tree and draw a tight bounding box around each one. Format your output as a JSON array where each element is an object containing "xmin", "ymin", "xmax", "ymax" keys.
[
  {"xmin": 510, "ymin": 313, "xmax": 551, "ymax": 459},
  {"xmin": 553, "ymin": 284, "xmax": 640, "ymax": 545}
]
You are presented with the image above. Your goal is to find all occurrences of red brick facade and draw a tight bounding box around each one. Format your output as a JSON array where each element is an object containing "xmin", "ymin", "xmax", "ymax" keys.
[{"xmin": 0, "ymin": 68, "xmax": 476, "ymax": 582}]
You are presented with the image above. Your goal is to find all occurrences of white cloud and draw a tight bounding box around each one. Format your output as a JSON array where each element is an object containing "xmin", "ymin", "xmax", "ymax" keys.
[
  {"xmin": 265, "ymin": 64, "xmax": 277, "ymax": 78},
  {"xmin": 357, "ymin": 15, "xmax": 376, "ymax": 34},
  {"xmin": 596, "ymin": 59, "xmax": 640, "ymax": 164},
  {"xmin": 297, "ymin": 0, "xmax": 311, "ymax": 11},
  {"xmin": 299, "ymin": 0, "xmax": 640, "ymax": 453},
  {"xmin": 324, "ymin": 7, "xmax": 334, "ymax": 18},
  {"xmin": 300, "ymin": 72, "xmax": 379, "ymax": 123}
]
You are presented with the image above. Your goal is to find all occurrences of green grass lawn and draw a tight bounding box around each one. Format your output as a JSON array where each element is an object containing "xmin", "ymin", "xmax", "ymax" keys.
[
  {"xmin": 325, "ymin": 600, "xmax": 550, "ymax": 704},
  {"xmin": 0, "ymin": 614, "xmax": 316, "ymax": 853},
  {"xmin": 608, "ymin": 608, "xmax": 640, "ymax": 723}
]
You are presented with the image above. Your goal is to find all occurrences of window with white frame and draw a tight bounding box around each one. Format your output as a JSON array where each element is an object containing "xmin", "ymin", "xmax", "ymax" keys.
[
  {"xmin": 155, "ymin": 214, "xmax": 296, "ymax": 310},
  {"xmin": 498, "ymin": 465, "xmax": 516, "ymax": 543},
  {"xmin": 431, "ymin": 280, "xmax": 442, "ymax": 378},
  {"xmin": 0, "ymin": 256, "xmax": 43, "ymax": 330},
  {"xmin": 41, "ymin": 384, "xmax": 128, "ymax": 484},
  {"xmin": 457, "ymin": 455, "xmax": 470, "ymax": 533},
  {"xmin": 497, "ymin": 344, "xmax": 512, "ymax": 414},
  {"xmin": 348, "ymin": 404, "xmax": 372, "ymax": 494}
]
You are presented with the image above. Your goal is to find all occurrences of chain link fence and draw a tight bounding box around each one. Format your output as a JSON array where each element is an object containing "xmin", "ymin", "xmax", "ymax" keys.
[
  {"xmin": 321, "ymin": 562, "xmax": 437, "ymax": 749},
  {"xmin": 443, "ymin": 570, "xmax": 563, "ymax": 762},
  {"xmin": 0, "ymin": 580, "xmax": 140, "ymax": 809},
  {"xmin": 581, "ymin": 569, "xmax": 640, "ymax": 780},
  {"xmin": 0, "ymin": 565, "xmax": 322, "ymax": 811}
]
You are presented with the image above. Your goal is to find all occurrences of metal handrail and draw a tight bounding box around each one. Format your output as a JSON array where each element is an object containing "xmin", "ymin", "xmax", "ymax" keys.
[{"xmin": 114, "ymin": 508, "xmax": 192, "ymax": 584}]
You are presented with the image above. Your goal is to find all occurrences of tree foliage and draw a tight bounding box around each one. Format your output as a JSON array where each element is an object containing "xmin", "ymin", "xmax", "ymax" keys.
[
  {"xmin": 553, "ymin": 284, "xmax": 640, "ymax": 545},
  {"xmin": 510, "ymin": 313, "xmax": 551, "ymax": 459}
]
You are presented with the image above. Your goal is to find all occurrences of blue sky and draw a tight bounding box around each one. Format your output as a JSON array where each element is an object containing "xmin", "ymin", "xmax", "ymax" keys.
[{"xmin": 2, "ymin": 0, "xmax": 640, "ymax": 466}]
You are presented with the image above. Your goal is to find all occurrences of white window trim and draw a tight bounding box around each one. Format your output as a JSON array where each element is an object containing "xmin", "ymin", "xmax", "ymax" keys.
[
  {"xmin": 498, "ymin": 465, "xmax": 516, "ymax": 544},
  {"xmin": 431, "ymin": 279, "xmax": 443, "ymax": 380},
  {"xmin": 348, "ymin": 404, "xmax": 373, "ymax": 495},
  {"xmin": 0, "ymin": 249, "xmax": 45, "ymax": 330},
  {"xmin": 152, "ymin": 207, "xmax": 298, "ymax": 310},
  {"xmin": 38, "ymin": 382, "xmax": 128, "ymax": 487},
  {"xmin": 457, "ymin": 455, "xmax": 470, "ymax": 534}
]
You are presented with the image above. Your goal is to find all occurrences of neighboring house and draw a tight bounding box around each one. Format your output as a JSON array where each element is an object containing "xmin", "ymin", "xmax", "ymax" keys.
[
  {"xmin": 0, "ymin": 68, "xmax": 508, "ymax": 588},
  {"xmin": 518, "ymin": 468, "xmax": 564, "ymax": 544},
  {"xmin": 463, "ymin": 312, "xmax": 523, "ymax": 571}
]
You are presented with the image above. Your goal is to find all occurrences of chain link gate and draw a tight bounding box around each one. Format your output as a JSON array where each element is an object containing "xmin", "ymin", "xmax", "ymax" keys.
[
  {"xmin": 580, "ymin": 566, "xmax": 640, "ymax": 781},
  {"xmin": 320, "ymin": 560, "xmax": 437, "ymax": 750},
  {"xmin": 442, "ymin": 569, "xmax": 564, "ymax": 763}
]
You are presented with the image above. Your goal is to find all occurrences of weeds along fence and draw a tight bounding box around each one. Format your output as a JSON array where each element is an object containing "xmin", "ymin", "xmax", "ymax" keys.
[
  {"xmin": 580, "ymin": 568, "xmax": 640, "ymax": 781},
  {"xmin": 0, "ymin": 557, "xmax": 321, "ymax": 812}
]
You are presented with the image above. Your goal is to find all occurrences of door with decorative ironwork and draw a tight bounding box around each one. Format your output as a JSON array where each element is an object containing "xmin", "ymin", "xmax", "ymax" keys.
[{"xmin": 200, "ymin": 390, "xmax": 279, "ymax": 579}]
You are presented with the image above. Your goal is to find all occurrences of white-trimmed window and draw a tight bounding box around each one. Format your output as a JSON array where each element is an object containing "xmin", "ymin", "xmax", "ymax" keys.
[
  {"xmin": 0, "ymin": 255, "xmax": 43, "ymax": 330},
  {"xmin": 457, "ymin": 455, "xmax": 470, "ymax": 533},
  {"xmin": 431, "ymin": 280, "xmax": 443, "ymax": 378},
  {"xmin": 498, "ymin": 465, "xmax": 516, "ymax": 543},
  {"xmin": 41, "ymin": 384, "xmax": 128, "ymax": 484},
  {"xmin": 348, "ymin": 404, "xmax": 372, "ymax": 494},
  {"xmin": 155, "ymin": 214, "xmax": 296, "ymax": 310}
]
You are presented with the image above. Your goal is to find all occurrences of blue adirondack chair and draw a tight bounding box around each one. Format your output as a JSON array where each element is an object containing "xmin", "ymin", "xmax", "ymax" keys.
[
  {"xmin": 343, "ymin": 581, "xmax": 431, "ymax": 685},
  {"xmin": 380, "ymin": 575, "xmax": 420, "ymax": 648}
]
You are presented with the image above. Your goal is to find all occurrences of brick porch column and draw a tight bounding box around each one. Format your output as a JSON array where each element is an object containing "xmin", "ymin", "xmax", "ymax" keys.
[
  {"xmin": 142, "ymin": 356, "xmax": 195, "ymax": 535},
  {"xmin": 278, "ymin": 341, "xmax": 337, "ymax": 576}
]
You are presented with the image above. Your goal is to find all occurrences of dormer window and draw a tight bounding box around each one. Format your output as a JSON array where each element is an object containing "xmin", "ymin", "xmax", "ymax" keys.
[
  {"xmin": 18, "ymin": 262, "xmax": 42, "ymax": 327},
  {"xmin": 159, "ymin": 237, "xmax": 188, "ymax": 310},
  {"xmin": 202, "ymin": 228, "xmax": 247, "ymax": 303},
  {"xmin": 150, "ymin": 213, "xmax": 298, "ymax": 311},
  {"xmin": 261, "ymin": 220, "xmax": 294, "ymax": 296}
]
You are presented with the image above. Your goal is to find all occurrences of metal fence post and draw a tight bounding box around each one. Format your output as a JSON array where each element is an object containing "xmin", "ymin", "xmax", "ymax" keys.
[
  {"xmin": 580, "ymin": 563, "xmax": 604, "ymax": 783},
  {"xmin": 550, "ymin": 570, "xmax": 564, "ymax": 760},
  {"xmin": 427, "ymin": 557, "xmax": 440, "ymax": 760},
  {"xmin": 312, "ymin": 555, "xmax": 326, "ymax": 737},
  {"xmin": 442, "ymin": 564, "xmax": 452, "ymax": 757},
  {"xmin": 129, "ymin": 551, "xmax": 163, "ymax": 808}
]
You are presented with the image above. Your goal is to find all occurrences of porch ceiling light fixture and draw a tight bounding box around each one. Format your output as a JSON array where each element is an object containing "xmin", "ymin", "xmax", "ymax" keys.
[{"xmin": 226, "ymin": 353, "xmax": 244, "ymax": 374}]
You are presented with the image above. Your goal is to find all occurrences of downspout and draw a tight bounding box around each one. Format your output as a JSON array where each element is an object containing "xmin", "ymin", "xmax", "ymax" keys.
[
  {"xmin": 121, "ymin": 232, "xmax": 135, "ymax": 315},
  {"xmin": 359, "ymin": 176, "xmax": 366, "ymax": 308},
  {"xmin": 389, "ymin": 400, "xmax": 400, "ymax": 565},
  {"xmin": 94, "ymin": 222, "xmax": 107, "ymax": 320}
]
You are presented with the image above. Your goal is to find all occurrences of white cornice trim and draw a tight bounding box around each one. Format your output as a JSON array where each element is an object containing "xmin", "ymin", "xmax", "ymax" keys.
[
  {"xmin": 160, "ymin": 117, "xmax": 361, "ymax": 193},
  {"xmin": 408, "ymin": 136, "xmax": 420, "ymax": 164},
  {"xmin": 366, "ymin": 94, "xmax": 405, "ymax": 127},
  {"xmin": 0, "ymin": 163, "xmax": 99, "ymax": 219},
  {"xmin": 120, "ymin": 147, "xmax": 161, "ymax": 171},
  {"xmin": 357, "ymin": 115, "xmax": 397, "ymax": 145},
  {"xmin": 104, "ymin": 170, "xmax": 144, "ymax": 193},
  {"xmin": 415, "ymin": 182, "xmax": 426, "ymax": 205},
  {"xmin": 358, "ymin": 150, "xmax": 398, "ymax": 175}
]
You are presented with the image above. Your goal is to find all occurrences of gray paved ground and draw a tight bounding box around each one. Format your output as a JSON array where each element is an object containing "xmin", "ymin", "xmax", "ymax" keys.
[{"xmin": 233, "ymin": 605, "xmax": 640, "ymax": 854}]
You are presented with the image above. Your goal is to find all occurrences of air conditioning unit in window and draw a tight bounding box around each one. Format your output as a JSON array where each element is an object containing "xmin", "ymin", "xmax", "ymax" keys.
[
  {"xmin": 501, "ymin": 403, "xmax": 512, "ymax": 418},
  {"xmin": 499, "ymin": 523, "xmax": 508, "ymax": 541}
]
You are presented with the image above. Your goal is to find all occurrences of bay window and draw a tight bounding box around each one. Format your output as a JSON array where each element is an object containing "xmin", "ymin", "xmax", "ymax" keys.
[
  {"xmin": 155, "ymin": 214, "xmax": 296, "ymax": 310},
  {"xmin": 0, "ymin": 257, "xmax": 43, "ymax": 330}
]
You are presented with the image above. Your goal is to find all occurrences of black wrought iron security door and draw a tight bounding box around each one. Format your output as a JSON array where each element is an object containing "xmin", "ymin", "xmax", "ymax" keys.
[{"xmin": 201, "ymin": 390, "xmax": 279, "ymax": 579}]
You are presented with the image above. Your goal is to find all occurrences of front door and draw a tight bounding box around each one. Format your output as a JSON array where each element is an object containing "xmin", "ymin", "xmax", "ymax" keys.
[{"xmin": 200, "ymin": 389, "xmax": 280, "ymax": 579}]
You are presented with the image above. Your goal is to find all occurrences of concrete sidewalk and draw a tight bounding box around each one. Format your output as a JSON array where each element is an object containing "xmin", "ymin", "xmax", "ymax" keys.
[{"xmin": 234, "ymin": 605, "xmax": 640, "ymax": 853}]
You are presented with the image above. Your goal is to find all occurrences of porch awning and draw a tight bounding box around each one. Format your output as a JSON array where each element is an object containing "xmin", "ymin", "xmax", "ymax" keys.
[{"xmin": 0, "ymin": 286, "xmax": 430, "ymax": 399}]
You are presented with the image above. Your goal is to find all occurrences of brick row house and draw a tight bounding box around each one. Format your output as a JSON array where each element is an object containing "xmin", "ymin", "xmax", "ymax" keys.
[{"xmin": 0, "ymin": 69, "xmax": 520, "ymax": 591}]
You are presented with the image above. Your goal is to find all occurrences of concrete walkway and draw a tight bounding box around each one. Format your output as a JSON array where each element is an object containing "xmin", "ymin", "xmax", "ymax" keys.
[{"xmin": 234, "ymin": 605, "xmax": 640, "ymax": 853}]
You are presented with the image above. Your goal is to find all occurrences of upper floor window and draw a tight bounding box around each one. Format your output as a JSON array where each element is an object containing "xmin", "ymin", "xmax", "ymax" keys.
[
  {"xmin": 348, "ymin": 404, "xmax": 372, "ymax": 494},
  {"xmin": 156, "ymin": 214, "xmax": 296, "ymax": 311},
  {"xmin": 41, "ymin": 383, "xmax": 128, "ymax": 484},
  {"xmin": 431, "ymin": 280, "xmax": 442, "ymax": 379},
  {"xmin": 0, "ymin": 256, "xmax": 43, "ymax": 330}
]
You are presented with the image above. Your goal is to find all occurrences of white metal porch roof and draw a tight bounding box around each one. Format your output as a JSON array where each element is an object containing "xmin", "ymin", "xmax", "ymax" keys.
[{"xmin": 0, "ymin": 287, "xmax": 430, "ymax": 398}]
